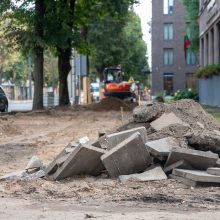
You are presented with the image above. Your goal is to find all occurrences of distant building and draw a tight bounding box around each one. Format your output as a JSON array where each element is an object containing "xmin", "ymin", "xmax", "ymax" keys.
[
  {"xmin": 151, "ymin": 0, "xmax": 198, "ymax": 96},
  {"xmin": 199, "ymin": 0, "xmax": 220, "ymax": 106}
]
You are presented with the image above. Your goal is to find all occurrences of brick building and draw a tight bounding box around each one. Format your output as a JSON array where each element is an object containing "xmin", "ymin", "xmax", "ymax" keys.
[
  {"xmin": 151, "ymin": 0, "xmax": 198, "ymax": 96},
  {"xmin": 199, "ymin": 0, "xmax": 220, "ymax": 106}
]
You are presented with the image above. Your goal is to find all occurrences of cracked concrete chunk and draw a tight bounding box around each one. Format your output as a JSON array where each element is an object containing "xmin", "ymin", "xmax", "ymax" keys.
[
  {"xmin": 101, "ymin": 132, "xmax": 151, "ymax": 177},
  {"xmin": 145, "ymin": 137, "xmax": 180, "ymax": 157},
  {"xmin": 119, "ymin": 165, "xmax": 167, "ymax": 183},
  {"xmin": 100, "ymin": 127, "xmax": 147, "ymax": 150}
]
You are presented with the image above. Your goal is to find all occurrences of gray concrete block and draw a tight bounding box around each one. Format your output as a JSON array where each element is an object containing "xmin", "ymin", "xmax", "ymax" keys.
[
  {"xmin": 145, "ymin": 137, "xmax": 180, "ymax": 157},
  {"xmin": 119, "ymin": 165, "xmax": 167, "ymax": 183},
  {"xmin": 150, "ymin": 112, "xmax": 189, "ymax": 131},
  {"xmin": 100, "ymin": 127, "xmax": 147, "ymax": 150},
  {"xmin": 207, "ymin": 167, "xmax": 220, "ymax": 176},
  {"xmin": 101, "ymin": 132, "xmax": 152, "ymax": 177},
  {"xmin": 173, "ymin": 169, "xmax": 220, "ymax": 183},
  {"xmin": 164, "ymin": 160, "xmax": 192, "ymax": 173},
  {"xmin": 46, "ymin": 145, "xmax": 106, "ymax": 180},
  {"xmin": 165, "ymin": 147, "xmax": 218, "ymax": 170}
]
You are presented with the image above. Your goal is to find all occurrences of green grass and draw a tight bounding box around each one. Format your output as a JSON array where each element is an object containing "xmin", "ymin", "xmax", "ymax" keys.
[{"xmin": 211, "ymin": 113, "xmax": 220, "ymax": 123}]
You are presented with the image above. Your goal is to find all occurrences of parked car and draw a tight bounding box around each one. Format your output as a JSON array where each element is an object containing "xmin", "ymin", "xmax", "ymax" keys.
[{"xmin": 0, "ymin": 86, "xmax": 8, "ymax": 112}]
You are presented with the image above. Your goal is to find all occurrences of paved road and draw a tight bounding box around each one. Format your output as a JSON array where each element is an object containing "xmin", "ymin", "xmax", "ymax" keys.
[{"xmin": 8, "ymin": 100, "xmax": 33, "ymax": 112}]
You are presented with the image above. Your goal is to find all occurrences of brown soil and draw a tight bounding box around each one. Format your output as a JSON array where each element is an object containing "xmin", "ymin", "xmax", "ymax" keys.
[
  {"xmin": 0, "ymin": 104, "xmax": 220, "ymax": 219},
  {"xmin": 87, "ymin": 97, "xmax": 137, "ymax": 111}
]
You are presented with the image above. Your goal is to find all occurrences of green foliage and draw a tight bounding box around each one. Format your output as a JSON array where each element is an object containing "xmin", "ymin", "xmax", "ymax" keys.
[
  {"xmin": 173, "ymin": 89, "xmax": 199, "ymax": 101},
  {"xmin": 88, "ymin": 10, "xmax": 148, "ymax": 82},
  {"xmin": 182, "ymin": 0, "xmax": 199, "ymax": 51},
  {"xmin": 196, "ymin": 63, "xmax": 220, "ymax": 79}
]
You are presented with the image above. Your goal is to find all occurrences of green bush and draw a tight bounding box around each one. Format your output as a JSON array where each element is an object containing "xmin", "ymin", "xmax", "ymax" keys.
[
  {"xmin": 173, "ymin": 89, "xmax": 199, "ymax": 101},
  {"xmin": 196, "ymin": 63, "xmax": 220, "ymax": 79}
]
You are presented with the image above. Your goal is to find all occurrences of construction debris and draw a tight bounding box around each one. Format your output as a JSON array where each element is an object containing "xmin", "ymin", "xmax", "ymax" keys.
[
  {"xmin": 164, "ymin": 147, "xmax": 218, "ymax": 170},
  {"xmin": 2, "ymin": 99, "xmax": 220, "ymax": 188},
  {"xmin": 171, "ymin": 169, "xmax": 220, "ymax": 187},
  {"xmin": 119, "ymin": 165, "xmax": 167, "ymax": 183},
  {"xmin": 46, "ymin": 145, "xmax": 106, "ymax": 180},
  {"xmin": 145, "ymin": 137, "xmax": 180, "ymax": 158},
  {"xmin": 207, "ymin": 167, "xmax": 220, "ymax": 176},
  {"xmin": 101, "ymin": 132, "xmax": 151, "ymax": 177},
  {"xmin": 99, "ymin": 127, "xmax": 147, "ymax": 150},
  {"xmin": 164, "ymin": 160, "xmax": 192, "ymax": 173},
  {"xmin": 25, "ymin": 156, "xmax": 43, "ymax": 170}
]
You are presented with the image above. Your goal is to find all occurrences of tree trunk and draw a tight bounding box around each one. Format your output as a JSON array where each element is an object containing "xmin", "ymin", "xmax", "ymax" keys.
[
  {"xmin": 33, "ymin": 0, "xmax": 44, "ymax": 110},
  {"xmin": 0, "ymin": 66, "xmax": 3, "ymax": 85},
  {"xmin": 58, "ymin": 48, "xmax": 71, "ymax": 106},
  {"xmin": 33, "ymin": 47, "xmax": 44, "ymax": 109}
]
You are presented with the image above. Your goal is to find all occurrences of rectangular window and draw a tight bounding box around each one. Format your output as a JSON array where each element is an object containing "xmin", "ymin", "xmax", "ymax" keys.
[
  {"xmin": 186, "ymin": 49, "xmax": 196, "ymax": 65},
  {"xmin": 164, "ymin": 23, "xmax": 173, "ymax": 40},
  {"xmin": 164, "ymin": 49, "xmax": 173, "ymax": 66},
  {"xmin": 164, "ymin": 0, "xmax": 174, "ymax": 15},
  {"xmin": 163, "ymin": 73, "xmax": 174, "ymax": 95}
]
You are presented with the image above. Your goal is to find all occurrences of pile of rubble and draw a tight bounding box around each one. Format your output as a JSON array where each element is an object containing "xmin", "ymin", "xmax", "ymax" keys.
[{"xmin": 1, "ymin": 99, "xmax": 220, "ymax": 187}]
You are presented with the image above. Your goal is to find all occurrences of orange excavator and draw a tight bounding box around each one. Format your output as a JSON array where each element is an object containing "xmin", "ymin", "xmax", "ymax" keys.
[{"xmin": 103, "ymin": 67, "xmax": 136, "ymax": 100}]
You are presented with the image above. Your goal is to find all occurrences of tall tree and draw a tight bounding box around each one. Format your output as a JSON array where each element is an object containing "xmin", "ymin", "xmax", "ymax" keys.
[{"xmin": 0, "ymin": 0, "xmax": 46, "ymax": 110}]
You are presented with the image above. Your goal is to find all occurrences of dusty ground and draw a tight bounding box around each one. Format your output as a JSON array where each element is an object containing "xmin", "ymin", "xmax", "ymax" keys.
[{"xmin": 1, "ymin": 107, "xmax": 220, "ymax": 219}]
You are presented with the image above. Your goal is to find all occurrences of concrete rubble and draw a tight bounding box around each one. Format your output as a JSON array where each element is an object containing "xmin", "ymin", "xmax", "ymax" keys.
[
  {"xmin": 101, "ymin": 132, "xmax": 151, "ymax": 177},
  {"xmin": 2, "ymin": 99, "xmax": 220, "ymax": 188},
  {"xmin": 119, "ymin": 165, "xmax": 167, "ymax": 183}
]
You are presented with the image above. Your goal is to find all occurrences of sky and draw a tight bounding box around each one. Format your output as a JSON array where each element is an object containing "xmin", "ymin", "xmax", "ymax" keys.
[{"xmin": 134, "ymin": 0, "xmax": 152, "ymax": 68}]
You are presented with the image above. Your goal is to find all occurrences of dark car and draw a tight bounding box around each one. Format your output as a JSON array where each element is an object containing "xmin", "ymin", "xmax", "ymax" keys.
[{"xmin": 0, "ymin": 86, "xmax": 8, "ymax": 112}]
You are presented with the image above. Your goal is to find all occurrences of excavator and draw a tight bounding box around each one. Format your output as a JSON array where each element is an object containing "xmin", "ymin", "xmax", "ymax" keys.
[{"xmin": 103, "ymin": 67, "xmax": 137, "ymax": 100}]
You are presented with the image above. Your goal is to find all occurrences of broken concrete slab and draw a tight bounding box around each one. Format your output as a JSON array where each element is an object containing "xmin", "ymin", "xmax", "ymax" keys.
[
  {"xmin": 164, "ymin": 147, "xmax": 218, "ymax": 170},
  {"xmin": 207, "ymin": 167, "xmax": 220, "ymax": 176},
  {"xmin": 169, "ymin": 174, "xmax": 198, "ymax": 187},
  {"xmin": 164, "ymin": 160, "xmax": 192, "ymax": 173},
  {"xmin": 150, "ymin": 112, "xmax": 189, "ymax": 131},
  {"xmin": 100, "ymin": 127, "xmax": 147, "ymax": 150},
  {"xmin": 21, "ymin": 170, "xmax": 45, "ymax": 181},
  {"xmin": 119, "ymin": 165, "xmax": 167, "ymax": 183},
  {"xmin": 173, "ymin": 169, "xmax": 220, "ymax": 183},
  {"xmin": 133, "ymin": 103, "xmax": 165, "ymax": 123},
  {"xmin": 101, "ymin": 132, "xmax": 152, "ymax": 177},
  {"xmin": 0, "ymin": 170, "xmax": 27, "ymax": 181},
  {"xmin": 46, "ymin": 145, "xmax": 106, "ymax": 180},
  {"xmin": 145, "ymin": 137, "xmax": 180, "ymax": 158}
]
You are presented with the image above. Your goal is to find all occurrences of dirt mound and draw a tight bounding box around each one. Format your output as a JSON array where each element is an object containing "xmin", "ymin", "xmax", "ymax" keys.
[
  {"xmin": 164, "ymin": 99, "xmax": 220, "ymax": 131},
  {"xmin": 87, "ymin": 97, "xmax": 136, "ymax": 111}
]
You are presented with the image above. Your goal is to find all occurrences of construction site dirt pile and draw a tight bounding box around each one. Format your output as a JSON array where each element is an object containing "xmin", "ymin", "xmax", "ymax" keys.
[{"xmin": 87, "ymin": 97, "xmax": 137, "ymax": 111}]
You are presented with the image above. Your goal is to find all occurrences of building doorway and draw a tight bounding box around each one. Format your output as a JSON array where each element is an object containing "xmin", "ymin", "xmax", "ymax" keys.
[{"xmin": 163, "ymin": 73, "xmax": 174, "ymax": 95}]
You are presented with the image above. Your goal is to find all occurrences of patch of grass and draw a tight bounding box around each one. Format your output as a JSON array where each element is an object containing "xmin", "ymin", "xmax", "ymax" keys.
[{"xmin": 211, "ymin": 113, "xmax": 220, "ymax": 123}]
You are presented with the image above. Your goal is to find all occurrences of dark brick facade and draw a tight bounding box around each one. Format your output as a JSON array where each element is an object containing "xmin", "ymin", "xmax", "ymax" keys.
[{"xmin": 151, "ymin": 0, "xmax": 198, "ymax": 95}]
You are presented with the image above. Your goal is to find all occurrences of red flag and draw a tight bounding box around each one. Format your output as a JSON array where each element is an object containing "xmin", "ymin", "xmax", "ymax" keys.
[{"xmin": 184, "ymin": 35, "xmax": 191, "ymax": 59}]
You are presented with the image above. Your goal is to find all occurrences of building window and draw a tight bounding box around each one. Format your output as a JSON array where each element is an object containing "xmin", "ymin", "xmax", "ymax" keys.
[
  {"xmin": 164, "ymin": 49, "xmax": 173, "ymax": 66},
  {"xmin": 163, "ymin": 73, "xmax": 174, "ymax": 95},
  {"xmin": 164, "ymin": 23, "xmax": 173, "ymax": 40},
  {"xmin": 186, "ymin": 49, "xmax": 196, "ymax": 65},
  {"xmin": 164, "ymin": 0, "xmax": 174, "ymax": 15}
]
